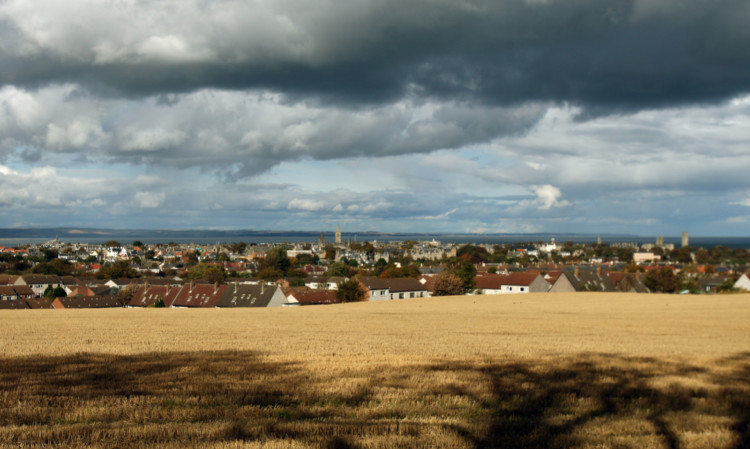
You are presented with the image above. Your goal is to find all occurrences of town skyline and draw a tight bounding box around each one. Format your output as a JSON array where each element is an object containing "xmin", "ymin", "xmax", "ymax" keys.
[{"xmin": 1, "ymin": 1, "xmax": 750, "ymax": 235}]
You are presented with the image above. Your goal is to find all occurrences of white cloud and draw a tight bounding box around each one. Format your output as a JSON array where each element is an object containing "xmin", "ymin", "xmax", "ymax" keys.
[
  {"xmin": 121, "ymin": 128, "xmax": 187, "ymax": 152},
  {"xmin": 515, "ymin": 185, "xmax": 570, "ymax": 210},
  {"xmin": 421, "ymin": 208, "xmax": 459, "ymax": 220},
  {"xmin": 288, "ymin": 198, "xmax": 326, "ymax": 211},
  {"xmin": 133, "ymin": 191, "xmax": 165, "ymax": 208}
]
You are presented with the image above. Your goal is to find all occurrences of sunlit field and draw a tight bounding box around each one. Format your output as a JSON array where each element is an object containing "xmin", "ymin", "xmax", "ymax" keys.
[{"xmin": 1, "ymin": 293, "xmax": 749, "ymax": 448}]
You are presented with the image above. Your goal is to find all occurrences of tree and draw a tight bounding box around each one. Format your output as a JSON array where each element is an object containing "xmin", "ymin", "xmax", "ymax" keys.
[
  {"xmin": 454, "ymin": 259, "xmax": 477, "ymax": 292},
  {"xmin": 295, "ymin": 253, "xmax": 317, "ymax": 266},
  {"xmin": 327, "ymin": 261, "xmax": 355, "ymax": 278},
  {"xmin": 229, "ymin": 242, "xmax": 248, "ymax": 254},
  {"xmin": 132, "ymin": 241, "xmax": 144, "ymax": 248},
  {"xmin": 432, "ymin": 272, "xmax": 465, "ymax": 296},
  {"xmin": 97, "ymin": 261, "xmax": 140, "ymax": 279},
  {"xmin": 43, "ymin": 285, "xmax": 66, "ymax": 299},
  {"xmin": 644, "ymin": 268, "xmax": 679, "ymax": 293},
  {"xmin": 336, "ymin": 279, "xmax": 367, "ymax": 303},
  {"xmin": 257, "ymin": 267, "xmax": 284, "ymax": 281},
  {"xmin": 324, "ymin": 245, "xmax": 336, "ymax": 260},
  {"xmin": 118, "ymin": 284, "xmax": 139, "ymax": 306},
  {"xmin": 188, "ymin": 263, "xmax": 227, "ymax": 284},
  {"xmin": 104, "ymin": 240, "xmax": 122, "ymax": 248},
  {"xmin": 456, "ymin": 245, "xmax": 490, "ymax": 263},
  {"xmin": 289, "ymin": 278, "xmax": 306, "ymax": 287},
  {"xmin": 263, "ymin": 247, "xmax": 291, "ymax": 275},
  {"xmin": 32, "ymin": 259, "xmax": 73, "ymax": 276}
]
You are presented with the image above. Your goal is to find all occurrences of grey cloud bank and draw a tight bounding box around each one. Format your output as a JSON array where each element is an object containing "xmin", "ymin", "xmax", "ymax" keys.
[
  {"xmin": 1, "ymin": 0, "xmax": 749, "ymax": 235},
  {"xmin": 2, "ymin": 0, "xmax": 749, "ymax": 108}
]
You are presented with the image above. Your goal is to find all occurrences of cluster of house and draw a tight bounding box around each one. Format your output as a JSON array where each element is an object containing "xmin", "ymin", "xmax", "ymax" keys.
[
  {"xmin": 2, "ymin": 261, "xmax": 748, "ymax": 310},
  {"xmin": 0, "ymin": 273, "xmax": 431, "ymax": 309}
]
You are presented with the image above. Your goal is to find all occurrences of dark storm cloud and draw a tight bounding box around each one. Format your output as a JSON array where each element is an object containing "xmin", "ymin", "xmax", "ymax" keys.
[{"xmin": 1, "ymin": 0, "xmax": 749, "ymax": 110}]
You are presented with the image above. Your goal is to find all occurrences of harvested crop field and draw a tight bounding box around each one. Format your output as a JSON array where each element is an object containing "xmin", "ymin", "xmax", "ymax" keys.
[{"xmin": 1, "ymin": 293, "xmax": 749, "ymax": 448}]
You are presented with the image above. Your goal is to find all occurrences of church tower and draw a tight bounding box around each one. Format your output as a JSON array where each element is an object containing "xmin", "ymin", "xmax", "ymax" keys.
[{"xmin": 335, "ymin": 226, "xmax": 342, "ymax": 244}]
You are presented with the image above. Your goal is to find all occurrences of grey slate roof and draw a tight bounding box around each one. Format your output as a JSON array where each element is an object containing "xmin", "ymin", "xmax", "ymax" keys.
[
  {"xmin": 216, "ymin": 284, "xmax": 279, "ymax": 307},
  {"xmin": 560, "ymin": 270, "xmax": 618, "ymax": 292}
]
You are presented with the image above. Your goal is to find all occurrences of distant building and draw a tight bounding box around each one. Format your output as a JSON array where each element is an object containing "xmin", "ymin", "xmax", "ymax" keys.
[
  {"xmin": 335, "ymin": 226, "xmax": 342, "ymax": 244},
  {"xmin": 633, "ymin": 252, "xmax": 660, "ymax": 264},
  {"xmin": 682, "ymin": 232, "xmax": 689, "ymax": 248}
]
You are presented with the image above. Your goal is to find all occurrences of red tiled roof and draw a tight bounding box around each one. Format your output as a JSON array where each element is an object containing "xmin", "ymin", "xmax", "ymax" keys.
[
  {"xmin": 476, "ymin": 272, "xmax": 542, "ymax": 289},
  {"xmin": 290, "ymin": 289, "xmax": 339, "ymax": 305}
]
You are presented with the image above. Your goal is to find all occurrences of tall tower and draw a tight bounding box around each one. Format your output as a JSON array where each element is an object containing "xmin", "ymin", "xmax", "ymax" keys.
[
  {"xmin": 597, "ymin": 234, "xmax": 602, "ymax": 245},
  {"xmin": 319, "ymin": 232, "xmax": 325, "ymax": 247},
  {"xmin": 335, "ymin": 226, "xmax": 342, "ymax": 245},
  {"xmin": 681, "ymin": 232, "xmax": 689, "ymax": 248}
]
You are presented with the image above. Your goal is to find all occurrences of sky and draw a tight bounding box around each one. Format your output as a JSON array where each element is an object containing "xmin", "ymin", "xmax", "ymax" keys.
[{"xmin": 1, "ymin": 0, "xmax": 750, "ymax": 236}]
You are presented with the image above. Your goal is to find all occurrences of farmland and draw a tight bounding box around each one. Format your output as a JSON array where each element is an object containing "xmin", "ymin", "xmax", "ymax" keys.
[{"xmin": 1, "ymin": 293, "xmax": 749, "ymax": 448}]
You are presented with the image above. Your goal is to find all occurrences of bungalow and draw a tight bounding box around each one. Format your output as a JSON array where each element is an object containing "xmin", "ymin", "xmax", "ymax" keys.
[
  {"xmin": 358, "ymin": 276, "xmax": 429, "ymax": 301},
  {"xmin": 105, "ymin": 278, "xmax": 136, "ymax": 291},
  {"xmin": 172, "ymin": 282, "xmax": 228, "ymax": 308},
  {"xmin": 417, "ymin": 274, "xmax": 437, "ymax": 293},
  {"xmin": 734, "ymin": 273, "xmax": 750, "ymax": 291},
  {"xmin": 475, "ymin": 272, "xmax": 550, "ymax": 294},
  {"xmin": 52, "ymin": 295, "xmax": 122, "ymax": 309},
  {"xmin": 607, "ymin": 272, "xmax": 650, "ymax": 293},
  {"xmin": 217, "ymin": 283, "xmax": 297, "ymax": 307},
  {"xmin": 26, "ymin": 298, "xmax": 54, "ymax": 309},
  {"xmin": 129, "ymin": 285, "xmax": 175, "ymax": 307},
  {"xmin": 549, "ymin": 267, "xmax": 618, "ymax": 293},
  {"xmin": 14, "ymin": 275, "xmax": 63, "ymax": 298},
  {"xmin": 0, "ymin": 300, "xmax": 27, "ymax": 310},
  {"xmin": 304, "ymin": 276, "xmax": 347, "ymax": 290},
  {"xmin": 697, "ymin": 276, "xmax": 732, "ymax": 294},
  {"xmin": 285, "ymin": 288, "xmax": 339, "ymax": 306},
  {"xmin": 0, "ymin": 285, "xmax": 34, "ymax": 301},
  {"xmin": 0, "ymin": 274, "xmax": 18, "ymax": 285}
]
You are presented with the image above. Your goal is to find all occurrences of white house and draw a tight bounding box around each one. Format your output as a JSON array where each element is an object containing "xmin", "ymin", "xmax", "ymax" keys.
[
  {"xmin": 734, "ymin": 273, "xmax": 750, "ymax": 291},
  {"xmin": 475, "ymin": 273, "xmax": 550, "ymax": 295}
]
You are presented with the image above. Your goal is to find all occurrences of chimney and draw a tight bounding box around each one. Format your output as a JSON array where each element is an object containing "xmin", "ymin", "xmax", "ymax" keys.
[
  {"xmin": 189, "ymin": 280, "xmax": 194, "ymax": 291},
  {"xmin": 214, "ymin": 281, "xmax": 219, "ymax": 293},
  {"xmin": 574, "ymin": 266, "xmax": 580, "ymax": 278},
  {"xmin": 261, "ymin": 282, "xmax": 265, "ymax": 294},
  {"xmin": 596, "ymin": 265, "xmax": 602, "ymax": 277},
  {"xmin": 234, "ymin": 282, "xmax": 238, "ymax": 293}
]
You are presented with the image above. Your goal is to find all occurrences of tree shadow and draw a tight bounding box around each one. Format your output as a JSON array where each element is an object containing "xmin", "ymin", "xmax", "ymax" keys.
[
  {"xmin": 0, "ymin": 351, "xmax": 748, "ymax": 448},
  {"xmin": 425, "ymin": 352, "xmax": 750, "ymax": 449}
]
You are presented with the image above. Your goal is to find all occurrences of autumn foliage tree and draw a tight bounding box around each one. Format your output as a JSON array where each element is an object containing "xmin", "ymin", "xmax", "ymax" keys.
[
  {"xmin": 336, "ymin": 279, "xmax": 367, "ymax": 303},
  {"xmin": 431, "ymin": 272, "xmax": 465, "ymax": 296},
  {"xmin": 188, "ymin": 263, "xmax": 227, "ymax": 284}
]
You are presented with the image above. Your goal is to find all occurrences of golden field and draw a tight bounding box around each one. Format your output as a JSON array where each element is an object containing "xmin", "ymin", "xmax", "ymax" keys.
[{"xmin": 1, "ymin": 293, "xmax": 749, "ymax": 448}]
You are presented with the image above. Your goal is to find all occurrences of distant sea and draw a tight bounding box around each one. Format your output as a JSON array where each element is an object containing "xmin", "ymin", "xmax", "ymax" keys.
[{"xmin": 1, "ymin": 228, "xmax": 749, "ymax": 249}]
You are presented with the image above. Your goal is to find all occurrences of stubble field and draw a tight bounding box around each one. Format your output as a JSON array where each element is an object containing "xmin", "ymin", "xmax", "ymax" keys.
[{"xmin": 1, "ymin": 293, "xmax": 749, "ymax": 448}]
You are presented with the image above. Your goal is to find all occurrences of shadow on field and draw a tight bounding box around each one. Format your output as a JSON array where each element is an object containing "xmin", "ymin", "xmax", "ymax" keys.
[
  {"xmin": 0, "ymin": 351, "xmax": 749, "ymax": 448},
  {"xmin": 424, "ymin": 352, "xmax": 750, "ymax": 449}
]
